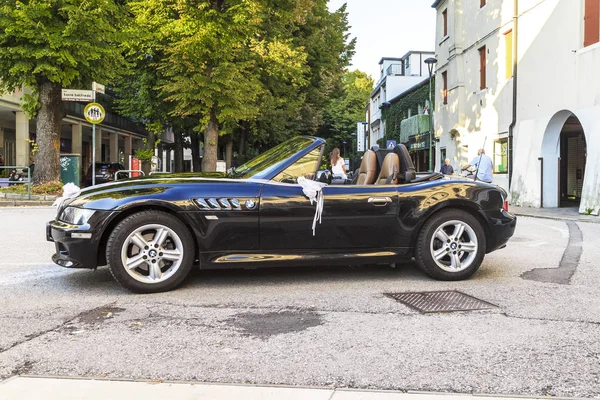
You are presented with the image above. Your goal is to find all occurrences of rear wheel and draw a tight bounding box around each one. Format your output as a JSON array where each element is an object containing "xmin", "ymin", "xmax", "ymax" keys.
[
  {"xmin": 106, "ymin": 210, "xmax": 195, "ymax": 293},
  {"xmin": 415, "ymin": 209, "xmax": 486, "ymax": 280}
]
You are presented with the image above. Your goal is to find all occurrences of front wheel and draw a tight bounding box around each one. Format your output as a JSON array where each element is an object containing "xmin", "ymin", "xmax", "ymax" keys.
[
  {"xmin": 106, "ymin": 210, "xmax": 195, "ymax": 293},
  {"xmin": 415, "ymin": 209, "xmax": 486, "ymax": 281}
]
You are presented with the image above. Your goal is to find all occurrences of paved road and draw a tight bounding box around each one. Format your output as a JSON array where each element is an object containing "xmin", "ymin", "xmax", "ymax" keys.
[{"xmin": 0, "ymin": 207, "xmax": 599, "ymax": 397}]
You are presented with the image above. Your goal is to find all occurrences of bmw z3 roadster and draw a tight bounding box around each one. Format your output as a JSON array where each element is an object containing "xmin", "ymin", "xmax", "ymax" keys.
[{"xmin": 47, "ymin": 136, "xmax": 516, "ymax": 293}]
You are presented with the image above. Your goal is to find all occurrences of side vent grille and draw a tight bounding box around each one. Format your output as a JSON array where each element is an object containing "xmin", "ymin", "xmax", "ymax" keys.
[{"xmin": 194, "ymin": 198, "xmax": 243, "ymax": 211}]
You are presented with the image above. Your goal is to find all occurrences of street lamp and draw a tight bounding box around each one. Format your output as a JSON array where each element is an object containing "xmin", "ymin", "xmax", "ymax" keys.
[
  {"xmin": 424, "ymin": 57, "xmax": 437, "ymax": 172},
  {"xmin": 361, "ymin": 121, "xmax": 368, "ymax": 150}
]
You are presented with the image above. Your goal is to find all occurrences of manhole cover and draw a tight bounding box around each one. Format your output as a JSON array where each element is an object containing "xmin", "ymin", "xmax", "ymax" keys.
[{"xmin": 385, "ymin": 290, "xmax": 497, "ymax": 313}]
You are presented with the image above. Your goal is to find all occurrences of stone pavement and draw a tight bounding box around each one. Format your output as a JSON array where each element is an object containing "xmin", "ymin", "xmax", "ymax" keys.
[
  {"xmin": 510, "ymin": 205, "xmax": 599, "ymax": 223},
  {"xmin": 0, "ymin": 377, "xmax": 586, "ymax": 400}
]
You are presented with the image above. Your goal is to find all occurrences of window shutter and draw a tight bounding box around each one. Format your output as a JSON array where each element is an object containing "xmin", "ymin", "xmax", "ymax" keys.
[{"xmin": 584, "ymin": 0, "xmax": 600, "ymax": 47}]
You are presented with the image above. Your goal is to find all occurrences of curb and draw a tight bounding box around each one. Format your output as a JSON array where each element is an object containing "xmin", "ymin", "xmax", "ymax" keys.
[
  {"xmin": 513, "ymin": 212, "xmax": 600, "ymax": 224},
  {"xmin": 0, "ymin": 376, "xmax": 590, "ymax": 400},
  {"xmin": 0, "ymin": 200, "xmax": 55, "ymax": 207}
]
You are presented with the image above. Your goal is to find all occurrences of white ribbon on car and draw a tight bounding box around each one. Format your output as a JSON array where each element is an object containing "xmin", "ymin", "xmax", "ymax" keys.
[
  {"xmin": 297, "ymin": 176, "xmax": 327, "ymax": 236},
  {"xmin": 52, "ymin": 182, "xmax": 81, "ymax": 208}
]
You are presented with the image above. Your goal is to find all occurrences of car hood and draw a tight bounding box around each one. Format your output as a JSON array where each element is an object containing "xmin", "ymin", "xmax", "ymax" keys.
[{"xmin": 66, "ymin": 172, "xmax": 266, "ymax": 210}]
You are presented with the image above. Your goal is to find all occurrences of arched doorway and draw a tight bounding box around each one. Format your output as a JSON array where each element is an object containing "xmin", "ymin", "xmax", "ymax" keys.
[
  {"xmin": 559, "ymin": 116, "xmax": 587, "ymax": 207},
  {"xmin": 540, "ymin": 111, "xmax": 587, "ymax": 208}
]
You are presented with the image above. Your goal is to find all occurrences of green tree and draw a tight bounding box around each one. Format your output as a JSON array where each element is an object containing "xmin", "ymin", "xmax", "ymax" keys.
[
  {"xmin": 130, "ymin": 0, "xmax": 307, "ymax": 172},
  {"xmin": 291, "ymin": 1, "xmax": 355, "ymax": 135},
  {"xmin": 320, "ymin": 69, "xmax": 372, "ymax": 159},
  {"xmin": 0, "ymin": 0, "xmax": 130, "ymax": 184},
  {"xmin": 240, "ymin": 1, "xmax": 356, "ymax": 158}
]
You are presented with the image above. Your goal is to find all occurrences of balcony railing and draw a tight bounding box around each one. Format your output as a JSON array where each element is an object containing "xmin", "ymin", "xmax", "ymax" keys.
[{"xmin": 386, "ymin": 63, "xmax": 404, "ymax": 76}]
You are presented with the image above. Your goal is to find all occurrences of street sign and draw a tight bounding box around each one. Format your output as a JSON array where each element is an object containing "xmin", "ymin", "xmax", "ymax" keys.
[
  {"xmin": 356, "ymin": 122, "xmax": 365, "ymax": 152},
  {"xmin": 61, "ymin": 89, "xmax": 94, "ymax": 102},
  {"xmin": 84, "ymin": 102, "xmax": 105, "ymax": 124},
  {"xmin": 387, "ymin": 140, "xmax": 397, "ymax": 149},
  {"xmin": 92, "ymin": 82, "xmax": 105, "ymax": 94}
]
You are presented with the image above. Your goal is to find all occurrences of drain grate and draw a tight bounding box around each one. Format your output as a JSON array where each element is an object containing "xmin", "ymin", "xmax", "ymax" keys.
[{"xmin": 385, "ymin": 290, "xmax": 497, "ymax": 313}]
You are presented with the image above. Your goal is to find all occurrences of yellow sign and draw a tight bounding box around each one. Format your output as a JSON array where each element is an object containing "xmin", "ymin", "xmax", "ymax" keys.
[{"xmin": 83, "ymin": 102, "xmax": 105, "ymax": 124}]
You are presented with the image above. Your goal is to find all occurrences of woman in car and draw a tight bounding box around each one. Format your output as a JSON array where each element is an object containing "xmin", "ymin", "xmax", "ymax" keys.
[{"xmin": 330, "ymin": 148, "xmax": 347, "ymax": 181}]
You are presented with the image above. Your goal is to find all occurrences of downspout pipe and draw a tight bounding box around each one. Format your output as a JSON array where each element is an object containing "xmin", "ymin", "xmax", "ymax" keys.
[{"xmin": 508, "ymin": 0, "xmax": 518, "ymax": 189}]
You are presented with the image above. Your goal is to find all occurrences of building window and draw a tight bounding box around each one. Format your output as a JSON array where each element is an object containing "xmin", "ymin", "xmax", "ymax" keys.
[
  {"xmin": 442, "ymin": 71, "xmax": 448, "ymax": 104},
  {"xmin": 479, "ymin": 46, "xmax": 487, "ymax": 90},
  {"xmin": 494, "ymin": 138, "xmax": 508, "ymax": 173},
  {"xmin": 480, "ymin": 0, "xmax": 486, "ymax": 7},
  {"xmin": 505, "ymin": 30, "xmax": 513, "ymax": 79},
  {"xmin": 442, "ymin": 9, "xmax": 448, "ymax": 37},
  {"xmin": 584, "ymin": 0, "xmax": 600, "ymax": 47}
]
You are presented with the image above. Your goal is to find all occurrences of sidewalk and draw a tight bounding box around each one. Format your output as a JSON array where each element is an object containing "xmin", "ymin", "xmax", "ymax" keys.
[
  {"xmin": 510, "ymin": 205, "xmax": 599, "ymax": 224},
  {"xmin": 0, "ymin": 376, "xmax": 585, "ymax": 400}
]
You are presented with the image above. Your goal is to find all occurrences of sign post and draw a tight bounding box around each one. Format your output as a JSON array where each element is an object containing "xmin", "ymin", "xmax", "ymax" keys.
[
  {"xmin": 87, "ymin": 83, "xmax": 106, "ymax": 186},
  {"xmin": 61, "ymin": 83, "xmax": 106, "ymax": 186},
  {"xmin": 61, "ymin": 89, "xmax": 94, "ymax": 102}
]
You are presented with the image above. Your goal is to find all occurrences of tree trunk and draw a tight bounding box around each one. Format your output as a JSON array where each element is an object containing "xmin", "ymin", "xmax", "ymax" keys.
[
  {"xmin": 202, "ymin": 109, "xmax": 219, "ymax": 172},
  {"xmin": 238, "ymin": 124, "xmax": 247, "ymax": 159},
  {"xmin": 190, "ymin": 132, "xmax": 202, "ymax": 172},
  {"xmin": 33, "ymin": 81, "xmax": 63, "ymax": 185},
  {"xmin": 225, "ymin": 134, "xmax": 233, "ymax": 169},
  {"xmin": 173, "ymin": 132, "xmax": 184, "ymax": 173}
]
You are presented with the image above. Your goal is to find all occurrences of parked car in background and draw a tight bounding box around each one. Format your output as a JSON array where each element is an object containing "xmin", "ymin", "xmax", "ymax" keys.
[
  {"xmin": 83, "ymin": 163, "xmax": 125, "ymax": 187},
  {"xmin": 48, "ymin": 136, "xmax": 516, "ymax": 293}
]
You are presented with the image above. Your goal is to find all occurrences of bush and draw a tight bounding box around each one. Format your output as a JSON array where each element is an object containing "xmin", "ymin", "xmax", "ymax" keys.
[
  {"xmin": 32, "ymin": 181, "xmax": 64, "ymax": 195},
  {"xmin": 0, "ymin": 180, "xmax": 63, "ymax": 196}
]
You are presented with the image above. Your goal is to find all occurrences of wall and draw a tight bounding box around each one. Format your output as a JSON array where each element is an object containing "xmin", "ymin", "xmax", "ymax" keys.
[
  {"xmin": 433, "ymin": 0, "xmax": 514, "ymax": 192},
  {"xmin": 510, "ymin": 0, "xmax": 600, "ymax": 213}
]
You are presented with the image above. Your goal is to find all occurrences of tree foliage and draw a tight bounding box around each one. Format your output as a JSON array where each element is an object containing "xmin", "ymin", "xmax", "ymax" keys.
[
  {"xmin": 123, "ymin": 0, "xmax": 355, "ymax": 171},
  {"xmin": 320, "ymin": 69, "xmax": 372, "ymax": 151},
  {"xmin": 0, "ymin": 0, "xmax": 130, "ymax": 183}
]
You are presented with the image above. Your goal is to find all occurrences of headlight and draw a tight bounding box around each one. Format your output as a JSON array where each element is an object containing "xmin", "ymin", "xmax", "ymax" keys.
[{"xmin": 59, "ymin": 207, "xmax": 96, "ymax": 225}]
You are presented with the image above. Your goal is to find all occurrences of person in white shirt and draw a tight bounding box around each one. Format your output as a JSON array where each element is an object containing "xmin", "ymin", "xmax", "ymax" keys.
[{"xmin": 330, "ymin": 148, "xmax": 347, "ymax": 181}]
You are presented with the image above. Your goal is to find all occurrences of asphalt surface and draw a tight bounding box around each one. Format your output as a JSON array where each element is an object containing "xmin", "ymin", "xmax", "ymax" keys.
[{"xmin": 0, "ymin": 207, "xmax": 599, "ymax": 397}]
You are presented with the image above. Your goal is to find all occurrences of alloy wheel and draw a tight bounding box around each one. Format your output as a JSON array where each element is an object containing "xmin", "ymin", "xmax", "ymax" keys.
[
  {"xmin": 120, "ymin": 224, "xmax": 184, "ymax": 284},
  {"xmin": 429, "ymin": 219, "xmax": 478, "ymax": 272}
]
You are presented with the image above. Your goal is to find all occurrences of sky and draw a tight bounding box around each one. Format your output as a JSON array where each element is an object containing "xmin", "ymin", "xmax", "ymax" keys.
[{"xmin": 327, "ymin": 0, "xmax": 436, "ymax": 81}]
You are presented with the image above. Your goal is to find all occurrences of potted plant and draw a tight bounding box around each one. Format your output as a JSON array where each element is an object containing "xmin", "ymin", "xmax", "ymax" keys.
[{"xmin": 134, "ymin": 138, "xmax": 157, "ymax": 175}]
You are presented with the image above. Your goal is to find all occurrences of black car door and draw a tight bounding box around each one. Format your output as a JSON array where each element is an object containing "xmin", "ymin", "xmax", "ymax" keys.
[{"xmin": 259, "ymin": 183, "xmax": 401, "ymax": 250}]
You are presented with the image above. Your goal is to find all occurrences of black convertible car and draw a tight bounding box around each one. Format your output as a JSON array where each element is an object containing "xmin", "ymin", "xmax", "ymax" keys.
[{"xmin": 47, "ymin": 136, "xmax": 516, "ymax": 293}]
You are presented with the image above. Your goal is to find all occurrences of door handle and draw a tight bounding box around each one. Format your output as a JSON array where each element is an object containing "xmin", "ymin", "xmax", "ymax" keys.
[{"xmin": 368, "ymin": 197, "xmax": 392, "ymax": 206}]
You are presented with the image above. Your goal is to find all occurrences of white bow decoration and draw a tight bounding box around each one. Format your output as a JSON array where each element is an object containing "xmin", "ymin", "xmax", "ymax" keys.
[
  {"xmin": 297, "ymin": 177, "xmax": 327, "ymax": 236},
  {"xmin": 52, "ymin": 182, "xmax": 81, "ymax": 208}
]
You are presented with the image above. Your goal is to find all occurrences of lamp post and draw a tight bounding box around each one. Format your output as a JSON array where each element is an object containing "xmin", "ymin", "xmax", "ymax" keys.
[{"xmin": 424, "ymin": 57, "xmax": 437, "ymax": 172}]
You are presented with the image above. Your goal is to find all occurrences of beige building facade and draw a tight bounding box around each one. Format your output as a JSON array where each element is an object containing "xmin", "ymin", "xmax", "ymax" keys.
[{"xmin": 432, "ymin": 0, "xmax": 600, "ymax": 214}]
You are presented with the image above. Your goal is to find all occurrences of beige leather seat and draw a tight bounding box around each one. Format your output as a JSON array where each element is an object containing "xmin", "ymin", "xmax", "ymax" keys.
[
  {"xmin": 375, "ymin": 153, "xmax": 400, "ymax": 185},
  {"xmin": 356, "ymin": 150, "xmax": 377, "ymax": 185}
]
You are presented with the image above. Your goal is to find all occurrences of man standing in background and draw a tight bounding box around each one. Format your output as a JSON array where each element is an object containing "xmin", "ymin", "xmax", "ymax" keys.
[{"xmin": 440, "ymin": 158, "xmax": 454, "ymax": 175}]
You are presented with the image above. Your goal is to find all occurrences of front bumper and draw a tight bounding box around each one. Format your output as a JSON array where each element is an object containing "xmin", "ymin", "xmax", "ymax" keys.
[
  {"xmin": 47, "ymin": 210, "xmax": 116, "ymax": 269},
  {"xmin": 479, "ymin": 209, "xmax": 517, "ymax": 253}
]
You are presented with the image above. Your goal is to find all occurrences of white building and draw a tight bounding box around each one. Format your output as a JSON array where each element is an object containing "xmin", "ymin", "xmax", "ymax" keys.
[
  {"xmin": 432, "ymin": 0, "xmax": 600, "ymax": 214},
  {"xmin": 368, "ymin": 51, "xmax": 434, "ymax": 148},
  {"xmin": 431, "ymin": 0, "xmax": 513, "ymax": 193}
]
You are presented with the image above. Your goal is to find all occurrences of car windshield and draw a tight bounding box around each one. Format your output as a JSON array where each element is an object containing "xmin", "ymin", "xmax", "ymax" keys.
[{"xmin": 232, "ymin": 137, "xmax": 316, "ymax": 179}]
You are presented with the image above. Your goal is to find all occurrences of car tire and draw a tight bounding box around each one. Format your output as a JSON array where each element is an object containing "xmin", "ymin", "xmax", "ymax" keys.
[
  {"xmin": 415, "ymin": 209, "xmax": 486, "ymax": 281},
  {"xmin": 106, "ymin": 210, "xmax": 195, "ymax": 293}
]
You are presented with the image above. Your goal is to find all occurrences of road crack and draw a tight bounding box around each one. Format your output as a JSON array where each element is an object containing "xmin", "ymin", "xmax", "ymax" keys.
[{"xmin": 0, "ymin": 302, "xmax": 119, "ymax": 355}]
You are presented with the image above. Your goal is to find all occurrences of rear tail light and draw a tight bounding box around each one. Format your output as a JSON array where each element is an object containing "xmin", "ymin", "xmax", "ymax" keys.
[{"xmin": 503, "ymin": 200, "xmax": 509, "ymax": 212}]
